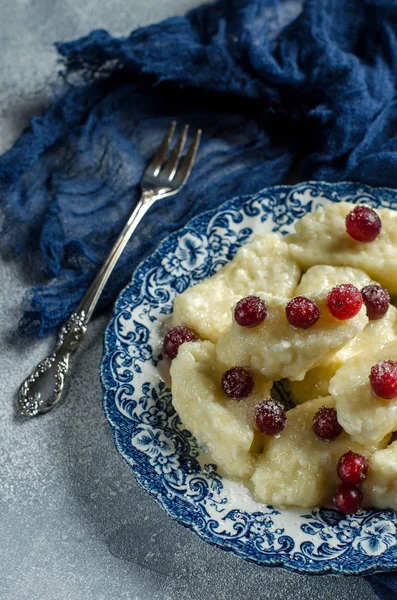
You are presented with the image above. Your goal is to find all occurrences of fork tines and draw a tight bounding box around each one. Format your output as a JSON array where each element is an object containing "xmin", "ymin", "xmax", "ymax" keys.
[{"xmin": 145, "ymin": 122, "xmax": 202, "ymax": 188}]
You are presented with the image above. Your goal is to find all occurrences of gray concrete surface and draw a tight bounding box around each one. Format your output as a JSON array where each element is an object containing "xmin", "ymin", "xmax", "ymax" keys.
[{"xmin": 0, "ymin": 1, "xmax": 377, "ymax": 599}]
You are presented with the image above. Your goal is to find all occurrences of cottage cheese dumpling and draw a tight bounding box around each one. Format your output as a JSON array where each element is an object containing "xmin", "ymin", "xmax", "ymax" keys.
[
  {"xmin": 292, "ymin": 303, "xmax": 397, "ymax": 404},
  {"xmin": 216, "ymin": 291, "xmax": 368, "ymax": 382},
  {"xmin": 327, "ymin": 305, "xmax": 397, "ymax": 368},
  {"xmin": 171, "ymin": 233, "xmax": 300, "ymax": 343},
  {"xmin": 329, "ymin": 340, "xmax": 397, "ymax": 445},
  {"xmin": 290, "ymin": 365, "xmax": 333, "ymax": 405},
  {"xmin": 168, "ymin": 199, "xmax": 397, "ymax": 512},
  {"xmin": 287, "ymin": 202, "xmax": 397, "ymax": 293},
  {"xmin": 291, "ymin": 266, "xmax": 397, "ymax": 403},
  {"xmin": 170, "ymin": 340, "xmax": 272, "ymax": 478},
  {"xmin": 362, "ymin": 441, "xmax": 397, "ymax": 509},
  {"xmin": 251, "ymin": 397, "xmax": 379, "ymax": 508},
  {"xmin": 295, "ymin": 265, "xmax": 372, "ymax": 296}
]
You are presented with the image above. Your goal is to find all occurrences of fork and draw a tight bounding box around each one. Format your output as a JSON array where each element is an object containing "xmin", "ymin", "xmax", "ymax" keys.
[{"xmin": 18, "ymin": 122, "xmax": 201, "ymax": 417}]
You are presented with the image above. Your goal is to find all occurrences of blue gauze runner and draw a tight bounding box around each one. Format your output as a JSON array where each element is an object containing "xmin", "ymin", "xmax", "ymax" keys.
[
  {"xmin": 1, "ymin": 0, "xmax": 397, "ymax": 595},
  {"xmin": 2, "ymin": 0, "xmax": 397, "ymax": 342}
]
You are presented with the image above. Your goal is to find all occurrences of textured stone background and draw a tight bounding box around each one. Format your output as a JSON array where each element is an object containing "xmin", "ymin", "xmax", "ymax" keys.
[{"xmin": 0, "ymin": 1, "xmax": 376, "ymax": 599}]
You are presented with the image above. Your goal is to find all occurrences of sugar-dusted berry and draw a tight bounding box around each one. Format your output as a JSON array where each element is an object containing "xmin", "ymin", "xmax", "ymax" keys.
[
  {"xmin": 234, "ymin": 295, "xmax": 268, "ymax": 328},
  {"xmin": 254, "ymin": 399, "xmax": 286, "ymax": 435},
  {"xmin": 346, "ymin": 205, "xmax": 381, "ymax": 243},
  {"xmin": 361, "ymin": 284, "xmax": 389, "ymax": 320},
  {"xmin": 370, "ymin": 359, "xmax": 397, "ymax": 399},
  {"xmin": 164, "ymin": 326, "xmax": 197, "ymax": 359},
  {"xmin": 312, "ymin": 406, "xmax": 343, "ymax": 440},
  {"xmin": 333, "ymin": 483, "xmax": 363, "ymax": 514},
  {"xmin": 337, "ymin": 451, "xmax": 368, "ymax": 485},
  {"xmin": 221, "ymin": 367, "xmax": 254, "ymax": 400},
  {"xmin": 327, "ymin": 284, "xmax": 363, "ymax": 320},
  {"xmin": 285, "ymin": 296, "xmax": 320, "ymax": 329}
]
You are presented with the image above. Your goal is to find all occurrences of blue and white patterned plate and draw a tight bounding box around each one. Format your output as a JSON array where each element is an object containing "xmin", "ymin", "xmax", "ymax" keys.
[{"xmin": 100, "ymin": 181, "xmax": 397, "ymax": 575}]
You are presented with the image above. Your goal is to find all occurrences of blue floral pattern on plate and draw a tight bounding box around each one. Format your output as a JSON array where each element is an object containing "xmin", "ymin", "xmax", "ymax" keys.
[{"xmin": 101, "ymin": 181, "xmax": 397, "ymax": 575}]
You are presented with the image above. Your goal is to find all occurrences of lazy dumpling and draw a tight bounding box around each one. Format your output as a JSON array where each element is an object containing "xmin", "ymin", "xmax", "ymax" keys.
[
  {"xmin": 286, "ymin": 202, "xmax": 397, "ymax": 293},
  {"xmin": 171, "ymin": 233, "xmax": 300, "ymax": 343},
  {"xmin": 216, "ymin": 291, "xmax": 368, "ymax": 382},
  {"xmin": 251, "ymin": 397, "xmax": 382, "ymax": 508},
  {"xmin": 170, "ymin": 339, "xmax": 272, "ymax": 478}
]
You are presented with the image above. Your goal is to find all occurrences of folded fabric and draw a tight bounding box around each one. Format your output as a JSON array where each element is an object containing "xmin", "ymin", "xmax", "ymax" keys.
[
  {"xmin": 369, "ymin": 573, "xmax": 397, "ymax": 600},
  {"xmin": 1, "ymin": 0, "xmax": 397, "ymax": 340}
]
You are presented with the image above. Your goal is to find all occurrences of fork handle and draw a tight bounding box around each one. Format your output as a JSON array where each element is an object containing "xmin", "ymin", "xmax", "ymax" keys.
[{"xmin": 18, "ymin": 189, "xmax": 158, "ymax": 417}]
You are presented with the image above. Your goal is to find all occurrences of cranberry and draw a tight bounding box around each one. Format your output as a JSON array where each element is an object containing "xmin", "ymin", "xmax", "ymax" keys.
[
  {"xmin": 370, "ymin": 360, "xmax": 397, "ymax": 399},
  {"xmin": 254, "ymin": 399, "xmax": 286, "ymax": 435},
  {"xmin": 312, "ymin": 406, "xmax": 343, "ymax": 441},
  {"xmin": 163, "ymin": 326, "xmax": 197, "ymax": 360},
  {"xmin": 221, "ymin": 367, "xmax": 254, "ymax": 400},
  {"xmin": 285, "ymin": 296, "xmax": 320, "ymax": 329},
  {"xmin": 327, "ymin": 284, "xmax": 363, "ymax": 320},
  {"xmin": 234, "ymin": 295, "xmax": 268, "ymax": 328},
  {"xmin": 346, "ymin": 205, "xmax": 382, "ymax": 243},
  {"xmin": 361, "ymin": 284, "xmax": 390, "ymax": 320},
  {"xmin": 337, "ymin": 451, "xmax": 368, "ymax": 485},
  {"xmin": 333, "ymin": 483, "xmax": 363, "ymax": 515}
]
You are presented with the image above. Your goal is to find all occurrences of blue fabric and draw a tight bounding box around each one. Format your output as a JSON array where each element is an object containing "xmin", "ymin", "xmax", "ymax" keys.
[
  {"xmin": 2, "ymin": 0, "xmax": 397, "ymax": 338},
  {"xmin": 368, "ymin": 573, "xmax": 397, "ymax": 600},
  {"xmin": 2, "ymin": 0, "xmax": 397, "ymax": 339}
]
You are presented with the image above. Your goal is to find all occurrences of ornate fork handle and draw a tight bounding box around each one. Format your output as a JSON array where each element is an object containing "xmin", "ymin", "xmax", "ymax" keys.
[
  {"xmin": 18, "ymin": 191, "xmax": 157, "ymax": 417},
  {"xmin": 19, "ymin": 310, "xmax": 88, "ymax": 416}
]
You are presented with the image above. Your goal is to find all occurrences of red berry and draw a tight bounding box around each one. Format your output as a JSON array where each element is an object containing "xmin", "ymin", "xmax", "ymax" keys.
[
  {"xmin": 327, "ymin": 284, "xmax": 363, "ymax": 320},
  {"xmin": 163, "ymin": 326, "xmax": 197, "ymax": 359},
  {"xmin": 254, "ymin": 399, "xmax": 286, "ymax": 435},
  {"xmin": 312, "ymin": 406, "xmax": 343, "ymax": 440},
  {"xmin": 361, "ymin": 284, "xmax": 390, "ymax": 320},
  {"xmin": 221, "ymin": 367, "xmax": 254, "ymax": 400},
  {"xmin": 370, "ymin": 360, "xmax": 397, "ymax": 399},
  {"xmin": 234, "ymin": 295, "xmax": 268, "ymax": 328},
  {"xmin": 346, "ymin": 205, "xmax": 382, "ymax": 243},
  {"xmin": 333, "ymin": 483, "xmax": 363, "ymax": 515},
  {"xmin": 337, "ymin": 451, "xmax": 368, "ymax": 485},
  {"xmin": 285, "ymin": 296, "xmax": 320, "ymax": 329}
]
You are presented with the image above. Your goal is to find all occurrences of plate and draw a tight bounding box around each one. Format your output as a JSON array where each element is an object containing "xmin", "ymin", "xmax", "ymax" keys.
[{"xmin": 101, "ymin": 181, "xmax": 397, "ymax": 575}]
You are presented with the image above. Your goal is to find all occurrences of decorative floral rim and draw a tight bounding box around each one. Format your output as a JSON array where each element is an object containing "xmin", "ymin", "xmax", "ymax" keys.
[{"xmin": 100, "ymin": 181, "xmax": 397, "ymax": 575}]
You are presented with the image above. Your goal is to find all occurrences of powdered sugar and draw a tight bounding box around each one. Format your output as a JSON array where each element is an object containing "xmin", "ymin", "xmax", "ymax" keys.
[
  {"xmin": 370, "ymin": 359, "xmax": 397, "ymax": 399},
  {"xmin": 361, "ymin": 284, "xmax": 390, "ymax": 319},
  {"xmin": 254, "ymin": 398, "xmax": 286, "ymax": 435}
]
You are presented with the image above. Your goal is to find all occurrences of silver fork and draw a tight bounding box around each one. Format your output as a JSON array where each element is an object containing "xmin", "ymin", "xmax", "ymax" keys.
[{"xmin": 18, "ymin": 122, "xmax": 201, "ymax": 417}]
